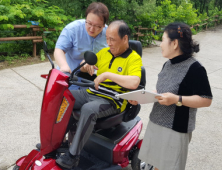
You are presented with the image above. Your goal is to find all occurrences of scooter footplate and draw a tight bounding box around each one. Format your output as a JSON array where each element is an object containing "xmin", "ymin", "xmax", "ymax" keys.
[{"xmin": 71, "ymin": 149, "xmax": 121, "ymax": 170}]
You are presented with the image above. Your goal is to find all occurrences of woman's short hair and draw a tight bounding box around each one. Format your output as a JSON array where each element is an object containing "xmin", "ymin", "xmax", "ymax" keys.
[
  {"xmin": 86, "ymin": 2, "xmax": 109, "ymax": 24},
  {"xmin": 164, "ymin": 22, "xmax": 199, "ymax": 56}
]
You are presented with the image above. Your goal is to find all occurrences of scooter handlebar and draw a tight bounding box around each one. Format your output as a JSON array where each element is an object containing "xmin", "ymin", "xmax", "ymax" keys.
[
  {"xmin": 64, "ymin": 70, "xmax": 95, "ymax": 88},
  {"xmin": 81, "ymin": 78, "xmax": 94, "ymax": 83},
  {"xmin": 69, "ymin": 80, "xmax": 95, "ymax": 88}
]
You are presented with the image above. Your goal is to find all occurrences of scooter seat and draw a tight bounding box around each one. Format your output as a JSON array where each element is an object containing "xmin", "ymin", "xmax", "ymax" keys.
[
  {"xmin": 72, "ymin": 103, "xmax": 140, "ymax": 130},
  {"xmin": 95, "ymin": 103, "xmax": 141, "ymax": 129},
  {"xmin": 72, "ymin": 110, "xmax": 124, "ymax": 129}
]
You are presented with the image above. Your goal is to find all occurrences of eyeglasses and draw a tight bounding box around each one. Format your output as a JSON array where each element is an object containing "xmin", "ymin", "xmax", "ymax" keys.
[{"xmin": 85, "ymin": 21, "xmax": 103, "ymax": 31}]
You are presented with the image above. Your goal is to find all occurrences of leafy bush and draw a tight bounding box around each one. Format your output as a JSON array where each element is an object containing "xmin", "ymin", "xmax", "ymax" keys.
[
  {"xmin": 136, "ymin": 0, "xmax": 201, "ymax": 43},
  {"xmin": 0, "ymin": 0, "xmax": 74, "ymax": 55},
  {"xmin": 46, "ymin": 0, "xmax": 144, "ymax": 38},
  {"xmin": 0, "ymin": 0, "xmax": 221, "ymax": 53}
]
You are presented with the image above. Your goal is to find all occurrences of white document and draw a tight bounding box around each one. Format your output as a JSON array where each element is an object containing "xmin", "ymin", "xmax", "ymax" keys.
[{"xmin": 115, "ymin": 89, "xmax": 162, "ymax": 104}]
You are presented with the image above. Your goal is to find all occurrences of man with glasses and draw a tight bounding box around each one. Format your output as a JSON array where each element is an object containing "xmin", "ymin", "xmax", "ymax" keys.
[{"xmin": 54, "ymin": 2, "xmax": 109, "ymax": 90}]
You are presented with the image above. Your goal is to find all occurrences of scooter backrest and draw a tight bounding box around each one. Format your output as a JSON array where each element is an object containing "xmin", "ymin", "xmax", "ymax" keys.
[
  {"xmin": 129, "ymin": 40, "xmax": 146, "ymax": 88},
  {"xmin": 129, "ymin": 40, "xmax": 142, "ymax": 57},
  {"xmin": 122, "ymin": 40, "xmax": 146, "ymax": 122},
  {"xmin": 92, "ymin": 40, "xmax": 146, "ymax": 128}
]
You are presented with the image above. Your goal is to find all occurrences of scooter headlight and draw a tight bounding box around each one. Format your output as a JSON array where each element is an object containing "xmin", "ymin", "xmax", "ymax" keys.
[
  {"xmin": 56, "ymin": 97, "xmax": 69, "ymax": 123},
  {"xmin": 35, "ymin": 160, "xmax": 42, "ymax": 166}
]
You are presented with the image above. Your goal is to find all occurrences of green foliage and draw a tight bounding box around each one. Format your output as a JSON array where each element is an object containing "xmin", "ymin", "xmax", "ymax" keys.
[
  {"xmin": 152, "ymin": 0, "xmax": 199, "ymax": 26},
  {"xmin": 191, "ymin": 27, "xmax": 197, "ymax": 35},
  {"xmin": 46, "ymin": 0, "xmax": 144, "ymax": 35},
  {"xmin": 0, "ymin": 0, "xmax": 221, "ymax": 54},
  {"xmin": 174, "ymin": 1, "xmax": 199, "ymax": 25},
  {"xmin": 47, "ymin": 0, "xmax": 92, "ymax": 19},
  {"xmin": 0, "ymin": 0, "xmax": 74, "ymax": 56},
  {"xmin": 0, "ymin": 53, "xmax": 29, "ymax": 64},
  {"xmin": 40, "ymin": 49, "xmax": 45, "ymax": 61},
  {"xmin": 0, "ymin": 41, "xmax": 33, "ymax": 55},
  {"xmin": 135, "ymin": 0, "xmax": 201, "ymax": 42},
  {"xmin": 189, "ymin": 0, "xmax": 222, "ymax": 15}
]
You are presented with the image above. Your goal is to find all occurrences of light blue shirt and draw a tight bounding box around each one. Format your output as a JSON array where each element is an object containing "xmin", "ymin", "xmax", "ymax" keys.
[{"xmin": 55, "ymin": 19, "xmax": 108, "ymax": 90}]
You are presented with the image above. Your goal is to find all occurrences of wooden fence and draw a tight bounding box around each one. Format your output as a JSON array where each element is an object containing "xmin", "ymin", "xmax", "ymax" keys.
[
  {"xmin": 0, "ymin": 25, "xmax": 56, "ymax": 57},
  {"xmin": 191, "ymin": 15, "xmax": 222, "ymax": 31}
]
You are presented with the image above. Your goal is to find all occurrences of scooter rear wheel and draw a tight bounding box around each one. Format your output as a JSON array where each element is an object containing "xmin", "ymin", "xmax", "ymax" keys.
[
  {"xmin": 13, "ymin": 165, "xmax": 20, "ymax": 170},
  {"xmin": 131, "ymin": 149, "xmax": 153, "ymax": 170},
  {"xmin": 131, "ymin": 149, "xmax": 144, "ymax": 170}
]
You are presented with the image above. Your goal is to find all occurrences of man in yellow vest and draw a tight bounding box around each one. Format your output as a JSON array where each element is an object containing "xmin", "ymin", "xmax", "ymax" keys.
[{"xmin": 56, "ymin": 20, "xmax": 143, "ymax": 169}]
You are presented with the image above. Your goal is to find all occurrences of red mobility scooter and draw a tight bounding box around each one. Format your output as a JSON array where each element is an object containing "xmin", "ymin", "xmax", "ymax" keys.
[{"xmin": 13, "ymin": 40, "xmax": 150, "ymax": 170}]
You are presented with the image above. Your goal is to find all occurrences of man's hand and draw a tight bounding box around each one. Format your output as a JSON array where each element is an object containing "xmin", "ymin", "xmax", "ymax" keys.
[
  {"xmin": 155, "ymin": 92, "xmax": 178, "ymax": 106},
  {"xmin": 82, "ymin": 64, "xmax": 98, "ymax": 76},
  {"xmin": 80, "ymin": 59, "xmax": 98, "ymax": 76},
  {"xmin": 128, "ymin": 100, "xmax": 138, "ymax": 105},
  {"xmin": 94, "ymin": 72, "xmax": 108, "ymax": 90}
]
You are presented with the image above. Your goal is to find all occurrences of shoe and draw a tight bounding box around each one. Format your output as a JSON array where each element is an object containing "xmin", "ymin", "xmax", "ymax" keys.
[{"xmin": 56, "ymin": 152, "xmax": 80, "ymax": 169}]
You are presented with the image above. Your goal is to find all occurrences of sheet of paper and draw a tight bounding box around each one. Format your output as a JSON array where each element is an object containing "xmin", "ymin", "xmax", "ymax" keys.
[{"xmin": 115, "ymin": 89, "xmax": 162, "ymax": 104}]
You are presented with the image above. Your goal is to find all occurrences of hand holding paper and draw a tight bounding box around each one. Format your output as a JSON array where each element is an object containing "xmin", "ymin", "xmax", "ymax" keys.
[{"xmin": 115, "ymin": 89, "xmax": 162, "ymax": 104}]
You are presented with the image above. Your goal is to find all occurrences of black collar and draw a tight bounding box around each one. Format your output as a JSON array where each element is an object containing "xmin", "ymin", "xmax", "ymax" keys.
[
  {"xmin": 170, "ymin": 54, "xmax": 191, "ymax": 64},
  {"xmin": 108, "ymin": 48, "xmax": 132, "ymax": 58}
]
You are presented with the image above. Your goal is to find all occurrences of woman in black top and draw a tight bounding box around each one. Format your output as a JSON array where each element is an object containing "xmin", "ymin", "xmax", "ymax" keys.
[{"xmin": 137, "ymin": 22, "xmax": 213, "ymax": 170}]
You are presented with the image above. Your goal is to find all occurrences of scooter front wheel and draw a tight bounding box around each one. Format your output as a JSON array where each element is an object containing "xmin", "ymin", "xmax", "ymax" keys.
[{"xmin": 13, "ymin": 165, "xmax": 20, "ymax": 170}]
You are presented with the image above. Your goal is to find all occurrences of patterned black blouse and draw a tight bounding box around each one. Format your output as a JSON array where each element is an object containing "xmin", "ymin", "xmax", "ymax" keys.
[{"xmin": 150, "ymin": 54, "xmax": 212, "ymax": 133}]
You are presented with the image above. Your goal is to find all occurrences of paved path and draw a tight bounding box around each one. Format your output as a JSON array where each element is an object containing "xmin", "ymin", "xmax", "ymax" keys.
[{"xmin": 1, "ymin": 25, "xmax": 222, "ymax": 170}]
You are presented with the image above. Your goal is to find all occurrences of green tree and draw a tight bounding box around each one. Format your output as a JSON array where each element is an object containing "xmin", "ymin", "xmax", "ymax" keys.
[{"xmin": 214, "ymin": 0, "xmax": 222, "ymax": 10}]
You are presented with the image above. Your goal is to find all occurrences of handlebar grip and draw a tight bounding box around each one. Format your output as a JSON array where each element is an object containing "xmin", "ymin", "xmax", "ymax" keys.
[
  {"xmin": 81, "ymin": 79, "xmax": 93, "ymax": 83},
  {"xmin": 70, "ymin": 81, "xmax": 95, "ymax": 88}
]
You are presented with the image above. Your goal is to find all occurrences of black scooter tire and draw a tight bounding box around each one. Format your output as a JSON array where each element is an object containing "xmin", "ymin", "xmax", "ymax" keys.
[
  {"xmin": 131, "ymin": 149, "xmax": 143, "ymax": 170},
  {"xmin": 13, "ymin": 165, "xmax": 20, "ymax": 170},
  {"xmin": 131, "ymin": 149, "xmax": 153, "ymax": 170}
]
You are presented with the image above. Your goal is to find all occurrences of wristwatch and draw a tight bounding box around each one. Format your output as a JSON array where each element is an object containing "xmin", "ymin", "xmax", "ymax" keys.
[{"xmin": 176, "ymin": 95, "xmax": 182, "ymax": 106}]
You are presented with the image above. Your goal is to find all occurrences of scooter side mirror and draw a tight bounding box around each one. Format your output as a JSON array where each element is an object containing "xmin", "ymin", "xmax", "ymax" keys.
[{"xmin": 84, "ymin": 51, "xmax": 97, "ymax": 65}]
